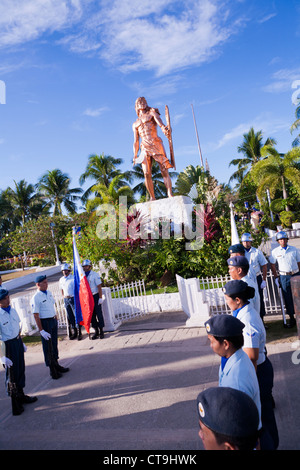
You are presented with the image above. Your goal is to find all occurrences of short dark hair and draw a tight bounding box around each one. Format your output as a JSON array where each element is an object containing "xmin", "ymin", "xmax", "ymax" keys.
[
  {"xmin": 213, "ymin": 428, "xmax": 259, "ymax": 450},
  {"xmin": 213, "ymin": 333, "xmax": 244, "ymax": 350}
]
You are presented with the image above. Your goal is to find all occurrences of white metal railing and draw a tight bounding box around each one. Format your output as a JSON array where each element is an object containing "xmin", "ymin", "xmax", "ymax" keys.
[
  {"xmin": 110, "ymin": 279, "xmax": 150, "ymax": 321},
  {"xmin": 196, "ymin": 269, "xmax": 284, "ymax": 316}
]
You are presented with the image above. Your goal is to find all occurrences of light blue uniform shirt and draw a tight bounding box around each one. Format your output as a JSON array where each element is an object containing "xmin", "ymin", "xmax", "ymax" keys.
[
  {"xmin": 86, "ymin": 270, "xmax": 101, "ymax": 295},
  {"xmin": 241, "ymin": 274, "xmax": 260, "ymax": 315},
  {"xmin": 234, "ymin": 302, "xmax": 266, "ymax": 365},
  {"xmin": 31, "ymin": 290, "xmax": 56, "ymax": 319},
  {"xmin": 59, "ymin": 274, "xmax": 74, "ymax": 297},
  {"xmin": 0, "ymin": 306, "xmax": 21, "ymax": 341},
  {"xmin": 269, "ymin": 245, "xmax": 300, "ymax": 273},
  {"xmin": 219, "ymin": 348, "xmax": 262, "ymax": 428},
  {"xmin": 244, "ymin": 247, "xmax": 267, "ymax": 275}
]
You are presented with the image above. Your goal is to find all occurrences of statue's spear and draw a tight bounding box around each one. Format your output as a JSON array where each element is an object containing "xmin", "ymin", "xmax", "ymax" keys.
[{"xmin": 165, "ymin": 105, "xmax": 176, "ymax": 170}]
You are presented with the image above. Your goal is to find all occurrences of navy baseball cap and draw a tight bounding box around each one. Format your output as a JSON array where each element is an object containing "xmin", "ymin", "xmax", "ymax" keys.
[
  {"xmin": 197, "ymin": 387, "xmax": 259, "ymax": 438},
  {"xmin": 227, "ymin": 255, "xmax": 249, "ymax": 269},
  {"xmin": 35, "ymin": 274, "xmax": 47, "ymax": 283},
  {"xmin": 228, "ymin": 243, "xmax": 245, "ymax": 254},
  {"xmin": 204, "ymin": 314, "xmax": 245, "ymax": 337},
  {"xmin": 223, "ymin": 280, "xmax": 248, "ymax": 296}
]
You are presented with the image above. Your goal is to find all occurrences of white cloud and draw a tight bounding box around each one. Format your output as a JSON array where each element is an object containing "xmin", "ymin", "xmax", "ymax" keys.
[
  {"xmin": 0, "ymin": 0, "xmax": 252, "ymax": 88},
  {"xmin": 213, "ymin": 113, "xmax": 290, "ymax": 150},
  {"xmin": 0, "ymin": 0, "xmax": 84, "ymax": 48},
  {"xmin": 0, "ymin": 0, "xmax": 246, "ymax": 77},
  {"xmin": 263, "ymin": 68, "xmax": 300, "ymax": 93},
  {"xmin": 98, "ymin": 0, "xmax": 243, "ymax": 76},
  {"xmin": 258, "ymin": 12, "xmax": 277, "ymax": 24},
  {"xmin": 83, "ymin": 106, "xmax": 109, "ymax": 117}
]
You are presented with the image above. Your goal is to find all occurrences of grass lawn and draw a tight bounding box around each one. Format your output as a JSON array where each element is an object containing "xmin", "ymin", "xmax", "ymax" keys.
[
  {"xmin": 266, "ymin": 320, "xmax": 298, "ymax": 344},
  {"xmin": 1, "ymin": 268, "xmax": 37, "ymax": 282}
]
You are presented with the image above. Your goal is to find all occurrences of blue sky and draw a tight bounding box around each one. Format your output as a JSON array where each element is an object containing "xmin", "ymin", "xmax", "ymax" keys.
[{"xmin": 0, "ymin": 0, "xmax": 300, "ymax": 202}]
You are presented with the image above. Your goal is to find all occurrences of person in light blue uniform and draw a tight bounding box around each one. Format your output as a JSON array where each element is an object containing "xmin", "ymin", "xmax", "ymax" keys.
[
  {"xmin": 228, "ymin": 243, "xmax": 257, "ymax": 284},
  {"xmin": 0, "ymin": 288, "xmax": 37, "ymax": 415},
  {"xmin": 241, "ymin": 232, "xmax": 268, "ymax": 322},
  {"xmin": 197, "ymin": 387, "xmax": 260, "ymax": 450},
  {"xmin": 59, "ymin": 263, "xmax": 82, "ymax": 340},
  {"xmin": 227, "ymin": 255, "xmax": 260, "ymax": 315},
  {"xmin": 269, "ymin": 231, "xmax": 300, "ymax": 328},
  {"xmin": 82, "ymin": 260, "xmax": 105, "ymax": 339},
  {"xmin": 204, "ymin": 314, "xmax": 262, "ymax": 432},
  {"xmin": 31, "ymin": 275, "xmax": 70, "ymax": 379},
  {"xmin": 223, "ymin": 279, "xmax": 279, "ymax": 450}
]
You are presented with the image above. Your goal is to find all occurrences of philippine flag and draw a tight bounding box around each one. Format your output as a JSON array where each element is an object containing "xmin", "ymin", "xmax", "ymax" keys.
[{"xmin": 72, "ymin": 229, "xmax": 94, "ymax": 333}]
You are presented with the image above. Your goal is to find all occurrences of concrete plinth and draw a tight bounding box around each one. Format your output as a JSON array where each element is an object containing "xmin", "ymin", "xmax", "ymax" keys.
[{"xmin": 129, "ymin": 195, "xmax": 203, "ymax": 248}]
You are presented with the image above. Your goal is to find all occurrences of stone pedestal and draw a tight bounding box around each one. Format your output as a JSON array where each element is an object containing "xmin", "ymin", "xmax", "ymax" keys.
[
  {"xmin": 128, "ymin": 195, "xmax": 203, "ymax": 248},
  {"xmin": 291, "ymin": 276, "xmax": 300, "ymax": 339}
]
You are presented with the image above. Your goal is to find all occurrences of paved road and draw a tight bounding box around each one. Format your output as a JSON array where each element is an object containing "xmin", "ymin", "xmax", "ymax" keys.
[{"xmin": 0, "ymin": 310, "xmax": 299, "ymax": 452}]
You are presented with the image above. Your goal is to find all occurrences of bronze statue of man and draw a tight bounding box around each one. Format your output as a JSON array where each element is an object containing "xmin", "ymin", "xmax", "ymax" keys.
[{"xmin": 133, "ymin": 97, "xmax": 174, "ymax": 201}]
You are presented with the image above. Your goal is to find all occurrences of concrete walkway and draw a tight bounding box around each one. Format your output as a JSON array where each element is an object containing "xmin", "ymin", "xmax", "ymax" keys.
[{"xmin": 0, "ymin": 310, "xmax": 299, "ymax": 451}]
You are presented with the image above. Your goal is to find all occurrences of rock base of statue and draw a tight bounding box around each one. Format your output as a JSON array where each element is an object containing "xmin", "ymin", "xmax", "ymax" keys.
[{"xmin": 128, "ymin": 195, "xmax": 203, "ymax": 249}]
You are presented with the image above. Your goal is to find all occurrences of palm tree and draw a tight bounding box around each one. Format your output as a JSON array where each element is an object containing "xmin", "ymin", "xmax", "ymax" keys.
[
  {"xmin": 250, "ymin": 146, "xmax": 300, "ymax": 211},
  {"xmin": 132, "ymin": 160, "xmax": 178, "ymax": 201},
  {"xmin": 37, "ymin": 169, "xmax": 83, "ymax": 215},
  {"xmin": 85, "ymin": 175, "xmax": 135, "ymax": 212},
  {"xmin": 229, "ymin": 127, "xmax": 276, "ymax": 186},
  {"xmin": 7, "ymin": 180, "xmax": 45, "ymax": 224},
  {"xmin": 175, "ymin": 164, "xmax": 220, "ymax": 204},
  {"xmin": 79, "ymin": 153, "xmax": 133, "ymax": 202}
]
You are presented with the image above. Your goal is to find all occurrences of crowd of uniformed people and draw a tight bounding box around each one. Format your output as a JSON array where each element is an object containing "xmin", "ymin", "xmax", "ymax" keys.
[{"xmin": 0, "ymin": 231, "xmax": 299, "ymax": 450}]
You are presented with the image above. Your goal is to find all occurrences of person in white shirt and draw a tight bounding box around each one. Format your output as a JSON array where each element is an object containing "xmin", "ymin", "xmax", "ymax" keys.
[
  {"xmin": 82, "ymin": 260, "xmax": 105, "ymax": 339},
  {"xmin": 269, "ymin": 231, "xmax": 300, "ymax": 328},
  {"xmin": 241, "ymin": 233, "xmax": 268, "ymax": 322},
  {"xmin": 31, "ymin": 275, "xmax": 70, "ymax": 379},
  {"xmin": 59, "ymin": 263, "xmax": 82, "ymax": 340},
  {"xmin": 0, "ymin": 288, "xmax": 37, "ymax": 415}
]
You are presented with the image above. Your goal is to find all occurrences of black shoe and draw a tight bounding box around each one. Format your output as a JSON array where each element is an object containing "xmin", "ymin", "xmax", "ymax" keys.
[
  {"xmin": 91, "ymin": 328, "xmax": 99, "ymax": 340},
  {"xmin": 50, "ymin": 366, "xmax": 62, "ymax": 379},
  {"xmin": 287, "ymin": 318, "xmax": 296, "ymax": 328},
  {"xmin": 56, "ymin": 364, "xmax": 70, "ymax": 373},
  {"xmin": 21, "ymin": 395, "xmax": 38, "ymax": 404},
  {"xmin": 77, "ymin": 327, "xmax": 82, "ymax": 341},
  {"xmin": 99, "ymin": 328, "xmax": 104, "ymax": 339},
  {"xmin": 12, "ymin": 402, "xmax": 24, "ymax": 415}
]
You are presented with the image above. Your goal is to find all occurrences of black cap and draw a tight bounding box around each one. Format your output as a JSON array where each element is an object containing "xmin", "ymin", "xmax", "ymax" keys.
[
  {"xmin": 227, "ymin": 255, "xmax": 249, "ymax": 268},
  {"xmin": 197, "ymin": 387, "xmax": 259, "ymax": 438},
  {"xmin": 204, "ymin": 314, "xmax": 245, "ymax": 337},
  {"xmin": 35, "ymin": 274, "xmax": 47, "ymax": 283},
  {"xmin": 223, "ymin": 280, "xmax": 248, "ymax": 296},
  {"xmin": 228, "ymin": 243, "xmax": 245, "ymax": 254}
]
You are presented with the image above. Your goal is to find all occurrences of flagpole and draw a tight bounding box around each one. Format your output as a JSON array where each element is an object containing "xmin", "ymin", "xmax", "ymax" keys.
[
  {"xmin": 229, "ymin": 202, "xmax": 240, "ymax": 244},
  {"xmin": 191, "ymin": 103, "xmax": 204, "ymax": 167}
]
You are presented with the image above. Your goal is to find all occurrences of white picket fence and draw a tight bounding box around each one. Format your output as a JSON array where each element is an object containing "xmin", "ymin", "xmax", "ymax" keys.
[
  {"xmin": 11, "ymin": 279, "xmax": 180, "ymax": 336},
  {"xmin": 11, "ymin": 268, "xmax": 285, "ymax": 336},
  {"xmin": 176, "ymin": 269, "xmax": 285, "ymax": 327}
]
